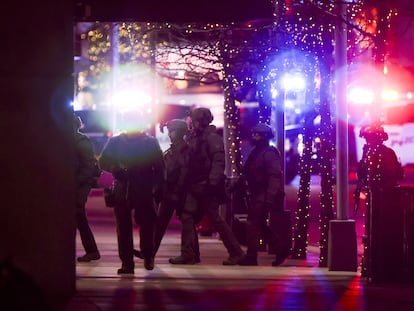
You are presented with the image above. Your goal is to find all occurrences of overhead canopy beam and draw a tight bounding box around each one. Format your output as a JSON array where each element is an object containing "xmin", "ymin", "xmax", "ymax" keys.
[{"xmin": 75, "ymin": 0, "xmax": 273, "ymax": 23}]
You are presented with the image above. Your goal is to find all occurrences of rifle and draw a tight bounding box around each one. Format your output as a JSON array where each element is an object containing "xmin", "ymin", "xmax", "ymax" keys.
[
  {"xmin": 228, "ymin": 175, "xmax": 253, "ymax": 211},
  {"xmin": 241, "ymin": 176, "xmax": 253, "ymax": 211}
]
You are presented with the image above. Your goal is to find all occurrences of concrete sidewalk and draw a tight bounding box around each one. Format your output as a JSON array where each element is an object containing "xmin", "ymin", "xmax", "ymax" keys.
[
  {"xmin": 67, "ymin": 228, "xmax": 414, "ymax": 311},
  {"xmin": 64, "ymin": 192, "xmax": 414, "ymax": 311}
]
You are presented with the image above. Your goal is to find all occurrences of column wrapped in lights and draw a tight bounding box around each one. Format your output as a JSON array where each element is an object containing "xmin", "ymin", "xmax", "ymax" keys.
[
  {"xmin": 317, "ymin": 30, "xmax": 335, "ymax": 268},
  {"xmin": 317, "ymin": 94, "xmax": 335, "ymax": 268},
  {"xmin": 223, "ymin": 70, "xmax": 242, "ymax": 177},
  {"xmin": 291, "ymin": 115, "xmax": 313, "ymax": 259}
]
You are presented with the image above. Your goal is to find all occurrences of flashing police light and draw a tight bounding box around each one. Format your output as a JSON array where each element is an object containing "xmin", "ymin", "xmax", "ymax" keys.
[
  {"xmin": 347, "ymin": 87, "xmax": 374, "ymax": 105},
  {"xmin": 381, "ymin": 89, "xmax": 400, "ymax": 102}
]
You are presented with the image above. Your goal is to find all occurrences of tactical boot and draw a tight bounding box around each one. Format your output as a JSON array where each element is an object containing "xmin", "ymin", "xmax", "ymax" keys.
[
  {"xmin": 77, "ymin": 252, "xmax": 100, "ymax": 262},
  {"xmin": 272, "ymin": 249, "xmax": 291, "ymax": 266},
  {"xmin": 169, "ymin": 256, "xmax": 196, "ymax": 265},
  {"xmin": 117, "ymin": 266, "xmax": 134, "ymax": 274},
  {"xmin": 222, "ymin": 253, "xmax": 245, "ymax": 265},
  {"xmin": 144, "ymin": 257, "xmax": 155, "ymax": 271},
  {"xmin": 238, "ymin": 256, "xmax": 258, "ymax": 266}
]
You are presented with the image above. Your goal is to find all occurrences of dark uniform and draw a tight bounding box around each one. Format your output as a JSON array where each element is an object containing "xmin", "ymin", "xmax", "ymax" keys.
[
  {"xmin": 169, "ymin": 107, "xmax": 245, "ymax": 265},
  {"xmin": 154, "ymin": 120, "xmax": 193, "ymax": 257},
  {"xmin": 74, "ymin": 114, "xmax": 101, "ymax": 262},
  {"xmin": 99, "ymin": 131, "xmax": 165, "ymax": 273},
  {"xmin": 355, "ymin": 123, "xmax": 403, "ymax": 276},
  {"xmin": 238, "ymin": 123, "xmax": 284, "ymax": 266}
]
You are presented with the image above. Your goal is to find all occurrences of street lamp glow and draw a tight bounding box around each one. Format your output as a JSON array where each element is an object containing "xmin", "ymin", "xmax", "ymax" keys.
[
  {"xmin": 281, "ymin": 74, "xmax": 306, "ymax": 91},
  {"xmin": 111, "ymin": 89, "xmax": 153, "ymax": 113}
]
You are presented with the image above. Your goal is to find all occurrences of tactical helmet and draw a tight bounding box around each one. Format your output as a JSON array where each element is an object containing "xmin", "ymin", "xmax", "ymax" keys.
[
  {"xmin": 166, "ymin": 119, "xmax": 188, "ymax": 132},
  {"xmin": 359, "ymin": 124, "xmax": 388, "ymax": 142},
  {"xmin": 251, "ymin": 123, "xmax": 273, "ymax": 137},
  {"xmin": 190, "ymin": 107, "xmax": 214, "ymax": 126}
]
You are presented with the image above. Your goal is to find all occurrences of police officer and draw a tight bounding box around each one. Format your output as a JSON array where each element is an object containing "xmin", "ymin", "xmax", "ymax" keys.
[
  {"xmin": 169, "ymin": 107, "xmax": 245, "ymax": 265},
  {"xmin": 134, "ymin": 119, "xmax": 198, "ymax": 260},
  {"xmin": 238, "ymin": 123, "xmax": 284, "ymax": 266},
  {"xmin": 74, "ymin": 114, "xmax": 101, "ymax": 262},
  {"xmin": 155, "ymin": 119, "xmax": 195, "ymax": 256},
  {"xmin": 99, "ymin": 119, "xmax": 165, "ymax": 274},
  {"xmin": 355, "ymin": 123, "xmax": 403, "ymax": 276}
]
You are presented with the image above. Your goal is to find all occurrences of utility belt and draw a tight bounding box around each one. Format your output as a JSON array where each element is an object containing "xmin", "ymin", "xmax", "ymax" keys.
[{"xmin": 113, "ymin": 168, "xmax": 151, "ymax": 183}]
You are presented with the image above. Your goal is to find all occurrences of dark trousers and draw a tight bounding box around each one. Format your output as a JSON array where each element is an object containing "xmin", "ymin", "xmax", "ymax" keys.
[
  {"xmin": 181, "ymin": 193, "xmax": 243, "ymax": 260},
  {"xmin": 76, "ymin": 185, "xmax": 98, "ymax": 254},
  {"xmin": 153, "ymin": 199, "xmax": 177, "ymax": 256},
  {"xmin": 180, "ymin": 212, "xmax": 200, "ymax": 260},
  {"xmin": 114, "ymin": 193, "xmax": 156, "ymax": 269},
  {"xmin": 245, "ymin": 200, "xmax": 269, "ymax": 258}
]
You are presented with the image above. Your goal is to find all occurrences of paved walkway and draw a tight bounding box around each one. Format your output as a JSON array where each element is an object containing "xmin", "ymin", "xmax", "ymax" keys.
[{"xmin": 64, "ymin": 187, "xmax": 414, "ymax": 311}]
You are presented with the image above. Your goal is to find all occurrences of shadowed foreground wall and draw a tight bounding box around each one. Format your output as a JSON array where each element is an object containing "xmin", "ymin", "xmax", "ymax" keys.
[
  {"xmin": 0, "ymin": 1, "xmax": 76, "ymax": 309},
  {"xmin": 0, "ymin": 0, "xmax": 276, "ymax": 308}
]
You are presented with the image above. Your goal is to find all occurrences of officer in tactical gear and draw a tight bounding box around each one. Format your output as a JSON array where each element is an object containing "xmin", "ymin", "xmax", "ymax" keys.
[
  {"xmin": 355, "ymin": 123, "xmax": 403, "ymax": 276},
  {"xmin": 169, "ymin": 107, "xmax": 245, "ymax": 265},
  {"xmin": 238, "ymin": 123, "xmax": 286, "ymax": 266},
  {"xmin": 99, "ymin": 118, "xmax": 165, "ymax": 274},
  {"xmin": 74, "ymin": 114, "xmax": 101, "ymax": 263},
  {"xmin": 133, "ymin": 119, "xmax": 197, "ymax": 261}
]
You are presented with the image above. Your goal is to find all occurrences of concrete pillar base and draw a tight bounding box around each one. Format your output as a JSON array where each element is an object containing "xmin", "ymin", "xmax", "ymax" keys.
[{"xmin": 328, "ymin": 220, "xmax": 358, "ymax": 271}]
